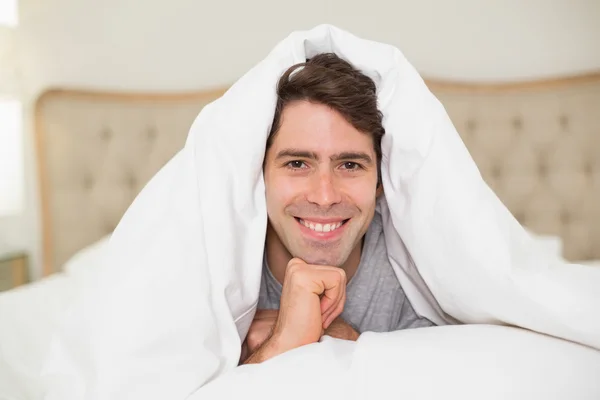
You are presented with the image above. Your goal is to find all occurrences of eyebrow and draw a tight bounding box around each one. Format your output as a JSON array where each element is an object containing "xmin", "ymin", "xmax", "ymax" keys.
[{"xmin": 275, "ymin": 149, "xmax": 373, "ymax": 165}]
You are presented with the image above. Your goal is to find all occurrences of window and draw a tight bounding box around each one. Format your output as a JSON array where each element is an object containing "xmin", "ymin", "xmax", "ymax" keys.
[
  {"xmin": 0, "ymin": 0, "xmax": 17, "ymax": 27},
  {"xmin": 0, "ymin": 99, "xmax": 23, "ymax": 216},
  {"xmin": 0, "ymin": 0, "xmax": 23, "ymax": 216}
]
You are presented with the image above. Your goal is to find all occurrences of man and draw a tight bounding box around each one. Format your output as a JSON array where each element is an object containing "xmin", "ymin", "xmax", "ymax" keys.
[{"xmin": 242, "ymin": 53, "xmax": 434, "ymax": 364}]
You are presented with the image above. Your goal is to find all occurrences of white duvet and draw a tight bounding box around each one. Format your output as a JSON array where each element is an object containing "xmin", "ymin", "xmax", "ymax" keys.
[{"xmin": 3, "ymin": 24, "xmax": 600, "ymax": 399}]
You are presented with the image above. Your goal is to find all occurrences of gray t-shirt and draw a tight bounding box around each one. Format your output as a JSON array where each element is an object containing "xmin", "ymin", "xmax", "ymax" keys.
[{"xmin": 258, "ymin": 212, "xmax": 435, "ymax": 333}]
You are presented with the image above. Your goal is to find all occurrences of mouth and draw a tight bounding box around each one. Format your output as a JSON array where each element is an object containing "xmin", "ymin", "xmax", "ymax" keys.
[{"xmin": 294, "ymin": 217, "xmax": 350, "ymax": 239}]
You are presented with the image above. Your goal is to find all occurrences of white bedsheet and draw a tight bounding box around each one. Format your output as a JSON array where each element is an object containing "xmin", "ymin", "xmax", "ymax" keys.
[
  {"xmin": 0, "ymin": 275, "xmax": 75, "ymax": 399},
  {"xmin": 0, "ymin": 236, "xmax": 109, "ymax": 399},
  {"xmin": 1, "ymin": 24, "xmax": 599, "ymax": 399}
]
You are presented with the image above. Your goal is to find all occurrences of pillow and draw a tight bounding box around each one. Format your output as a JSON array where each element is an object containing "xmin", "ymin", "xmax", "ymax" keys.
[
  {"xmin": 0, "ymin": 235, "xmax": 112, "ymax": 399},
  {"xmin": 62, "ymin": 235, "xmax": 111, "ymax": 277},
  {"xmin": 526, "ymin": 230, "xmax": 564, "ymax": 259}
]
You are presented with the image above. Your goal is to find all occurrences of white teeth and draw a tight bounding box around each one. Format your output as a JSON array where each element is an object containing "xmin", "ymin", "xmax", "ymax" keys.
[{"xmin": 300, "ymin": 219, "xmax": 344, "ymax": 233}]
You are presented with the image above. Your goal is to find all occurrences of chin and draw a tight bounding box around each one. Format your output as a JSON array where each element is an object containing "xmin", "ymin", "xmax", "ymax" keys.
[{"xmin": 295, "ymin": 251, "xmax": 344, "ymax": 267}]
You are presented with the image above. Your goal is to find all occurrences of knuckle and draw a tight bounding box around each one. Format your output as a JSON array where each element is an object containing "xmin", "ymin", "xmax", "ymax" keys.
[
  {"xmin": 288, "ymin": 264, "xmax": 308, "ymax": 282},
  {"xmin": 246, "ymin": 331, "xmax": 259, "ymax": 346},
  {"xmin": 247, "ymin": 326, "xmax": 269, "ymax": 348},
  {"xmin": 286, "ymin": 262, "xmax": 303, "ymax": 277}
]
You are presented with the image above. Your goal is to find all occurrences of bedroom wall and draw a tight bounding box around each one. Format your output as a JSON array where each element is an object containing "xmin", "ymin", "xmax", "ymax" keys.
[{"xmin": 3, "ymin": 0, "xmax": 600, "ymax": 279}]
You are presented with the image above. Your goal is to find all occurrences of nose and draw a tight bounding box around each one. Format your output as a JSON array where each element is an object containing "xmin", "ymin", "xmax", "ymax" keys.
[{"xmin": 306, "ymin": 169, "xmax": 342, "ymax": 207}]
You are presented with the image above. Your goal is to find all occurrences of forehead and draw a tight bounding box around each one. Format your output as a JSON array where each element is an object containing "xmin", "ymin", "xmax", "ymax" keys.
[{"xmin": 270, "ymin": 100, "xmax": 375, "ymax": 154}]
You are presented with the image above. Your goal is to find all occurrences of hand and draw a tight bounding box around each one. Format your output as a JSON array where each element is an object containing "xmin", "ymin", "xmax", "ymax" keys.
[
  {"xmin": 273, "ymin": 258, "xmax": 347, "ymax": 349},
  {"xmin": 245, "ymin": 309, "xmax": 278, "ymax": 355},
  {"xmin": 323, "ymin": 317, "xmax": 359, "ymax": 341},
  {"xmin": 243, "ymin": 258, "xmax": 347, "ymax": 364}
]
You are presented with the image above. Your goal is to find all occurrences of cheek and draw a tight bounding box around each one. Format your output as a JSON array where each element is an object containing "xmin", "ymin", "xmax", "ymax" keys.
[
  {"xmin": 344, "ymin": 178, "xmax": 378, "ymax": 209},
  {"xmin": 265, "ymin": 174, "xmax": 305, "ymax": 212}
]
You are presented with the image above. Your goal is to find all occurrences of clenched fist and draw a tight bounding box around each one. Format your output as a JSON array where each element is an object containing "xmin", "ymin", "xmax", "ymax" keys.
[{"xmin": 243, "ymin": 258, "xmax": 347, "ymax": 364}]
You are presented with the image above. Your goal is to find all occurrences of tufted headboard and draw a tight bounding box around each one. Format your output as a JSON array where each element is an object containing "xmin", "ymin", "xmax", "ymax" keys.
[
  {"xmin": 35, "ymin": 74, "xmax": 600, "ymax": 275},
  {"xmin": 428, "ymin": 74, "xmax": 600, "ymax": 262},
  {"xmin": 35, "ymin": 88, "xmax": 225, "ymax": 275}
]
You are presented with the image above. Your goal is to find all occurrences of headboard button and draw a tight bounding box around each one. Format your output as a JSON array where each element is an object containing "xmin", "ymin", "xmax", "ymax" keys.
[
  {"xmin": 147, "ymin": 127, "xmax": 157, "ymax": 141},
  {"xmin": 491, "ymin": 165, "xmax": 503, "ymax": 180},
  {"xmin": 584, "ymin": 161, "xmax": 593, "ymax": 177},
  {"xmin": 512, "ymin": 117, "xmax": 522, "ymax": 129},
  {"xmin": 105, "ymin": 222, "xmax": 116, "ymax": 235},
  {"xmin": 83, "ymin": 174, "xmax": 94, "ymax": 190},
  {"xmin": 127, "ymin": 175, "xmax": 137, "ymax": 190},
  {"xmin": 559, "ymin": 115, "xmax": 569, "ymax": 129},
  {"xmin": 537, "ymin": 162, "xmax": 548, "ymax": 178},
  {"xmin": 101, "ymin": 127, "xmax": 112, "ymax": 141},
  {"xmin": 466, "ymin": 119, "xmax": 476, "ymax": 132},
  {"xmin": 560, "ymin": 210, "xmax": 571, "ymax": 225}
]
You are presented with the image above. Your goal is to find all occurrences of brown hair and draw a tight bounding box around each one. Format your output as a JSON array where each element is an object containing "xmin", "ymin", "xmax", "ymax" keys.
[{"xmin": 266, "ymin": 53, "xmax": 385, "ymax": 185}]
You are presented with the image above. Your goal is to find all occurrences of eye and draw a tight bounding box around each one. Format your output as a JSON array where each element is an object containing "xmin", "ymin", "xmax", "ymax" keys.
[
  {"xmin": 286, "ymin": 160, "xmax": 307, "ymax": 169},
  {"xmin": 341, "ymin": 162, "xmax": 361, "ymax": 170}
]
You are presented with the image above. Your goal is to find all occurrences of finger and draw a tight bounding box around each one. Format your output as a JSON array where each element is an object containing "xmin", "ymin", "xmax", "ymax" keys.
[
  {"xmin": 251, "ymin": 332, "xmax": 271, "ymax": 352},
  {"xmin": 320, "ymin": 285, "xmax": 338, "ymax": 314},
  {"xmin": 287, "ymin": 264, "xmax": 344, "ymax": 303},
  {"xmin": 286, "ymin": 257, "xmax": 307, "ymax": 270},
  {"xmin": 315, "ymin": 268, "xmax": 346, "ymax": 324},
  {"xmin": 323, "ymin": 286, "xmax": 346, "ymax": 329},
  {"xmin": 323, "ymin": 284, "xmax": 346, "ymax": 329},
  {"xmin": 318, "ymin": 268, "xmax": 345, "ymax": 324},
  {"xmin": 247, "ymin": 322, "xmax": 274, "ymax": 352},
  {"xmin": 282, "ymin": 263, "xmax": 345, "ymax": 327},
  {"xmin": 322, "ymin": 277, "xmax": 346, "ymax": 329},
  {"xmin": 320, "ymin": 281, "xmax": 341, "ymax": 323}
]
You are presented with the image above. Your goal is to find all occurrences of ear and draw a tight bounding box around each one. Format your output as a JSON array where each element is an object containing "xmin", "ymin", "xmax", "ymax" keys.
[{"xmin": 376, "ymin": 183, "xmax": 384, "ymax": 198}]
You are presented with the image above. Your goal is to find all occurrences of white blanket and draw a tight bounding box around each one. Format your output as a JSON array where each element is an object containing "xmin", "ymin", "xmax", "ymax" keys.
[
  {"xmin": 40, "ymin": 25, "xmax": 600, "ymax": 399},
  {"xmin": 194, "ymin": 325, "xmax": 600, "ymax": 400}
]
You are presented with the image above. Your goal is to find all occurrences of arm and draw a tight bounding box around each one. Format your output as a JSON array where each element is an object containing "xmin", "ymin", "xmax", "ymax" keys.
[
  {"xmin": 243, "ymin": 318, "xmax": 359, "ymax": 364},
  {"xmin": 242, "ymin": 335, "xmax": 283, "ymax": 364},
  {"xmin": 323, "ymin": 317, "xmax": 359, "ymax": 341},
  {"xmin": 242, "ymin": 258, "xmax": 347, "ymax": 364}
]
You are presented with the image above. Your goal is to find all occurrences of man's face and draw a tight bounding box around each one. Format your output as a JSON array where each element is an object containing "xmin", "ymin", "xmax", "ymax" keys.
[{"xmin": 264, "ymin": 100, "xmax": 379, "ymax": 267}]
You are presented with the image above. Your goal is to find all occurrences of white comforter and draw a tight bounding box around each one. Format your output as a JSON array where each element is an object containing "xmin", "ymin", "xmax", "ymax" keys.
[
  {"xmin": 2, "ymin": 236, "xmax": 598, "ymax": 399},
  {"xmin": 0, "ymin": 237, "xmax": 109, "ymax": 399},
  {"xmin": 195, "ymin": 326, "xmax": 600, "ymax": 400},
  {"xmin": 1, "ymin": 24, "xmax": 599, "ymax": 400}
]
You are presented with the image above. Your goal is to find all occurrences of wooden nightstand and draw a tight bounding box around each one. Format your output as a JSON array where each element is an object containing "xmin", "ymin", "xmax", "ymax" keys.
[{"xmin": 0, "ymin": 250, "xmax": 29, "ymax": 292}]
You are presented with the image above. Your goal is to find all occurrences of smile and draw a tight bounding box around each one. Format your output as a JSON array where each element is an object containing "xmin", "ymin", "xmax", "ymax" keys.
[{"xmin": 295, "ymin": 217, "xmax": 349, "ymax": 234}]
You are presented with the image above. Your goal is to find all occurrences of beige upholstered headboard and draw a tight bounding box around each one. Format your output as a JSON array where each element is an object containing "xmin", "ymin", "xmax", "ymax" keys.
[
  {"xmin": 428, "ymin": 74, "xmax": 600, "ymax": 262},
  {"xmin": 35, "ymin": 74, "xmax": 600, "ymax": 275},
  {"xmin": 35, "ymin": 89, "xmax": 225, "ymax": 275}
]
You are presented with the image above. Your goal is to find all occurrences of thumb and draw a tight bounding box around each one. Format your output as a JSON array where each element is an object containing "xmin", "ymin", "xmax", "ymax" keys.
[{"xmin": 286, "ymin": 257, "xmax": 307, "ymax": 269}]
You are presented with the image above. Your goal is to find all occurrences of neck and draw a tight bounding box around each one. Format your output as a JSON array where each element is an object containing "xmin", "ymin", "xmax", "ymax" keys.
[{"xmin": 265, "ymin": 223, "xmax": 363, "ymax": 285}]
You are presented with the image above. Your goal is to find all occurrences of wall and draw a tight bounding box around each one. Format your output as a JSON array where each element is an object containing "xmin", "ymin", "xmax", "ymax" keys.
[{"xmin": 3, "ymin": 0, "xmax": 600, "ymax": 278}]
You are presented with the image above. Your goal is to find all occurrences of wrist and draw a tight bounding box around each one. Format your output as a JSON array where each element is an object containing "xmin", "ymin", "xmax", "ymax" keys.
[
  {"xmin": 242, "ymin": 333, "xmax": 288, "ymax": 364},
  {"xmin": 266, "ymin": 331, "xmax": 298, "ymax": 355}
]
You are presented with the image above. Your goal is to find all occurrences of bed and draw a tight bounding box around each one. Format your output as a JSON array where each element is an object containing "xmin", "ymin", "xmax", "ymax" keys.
[{"xmin": 1, "ymin": 72, "xmax": 599, "ymax": 398}]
